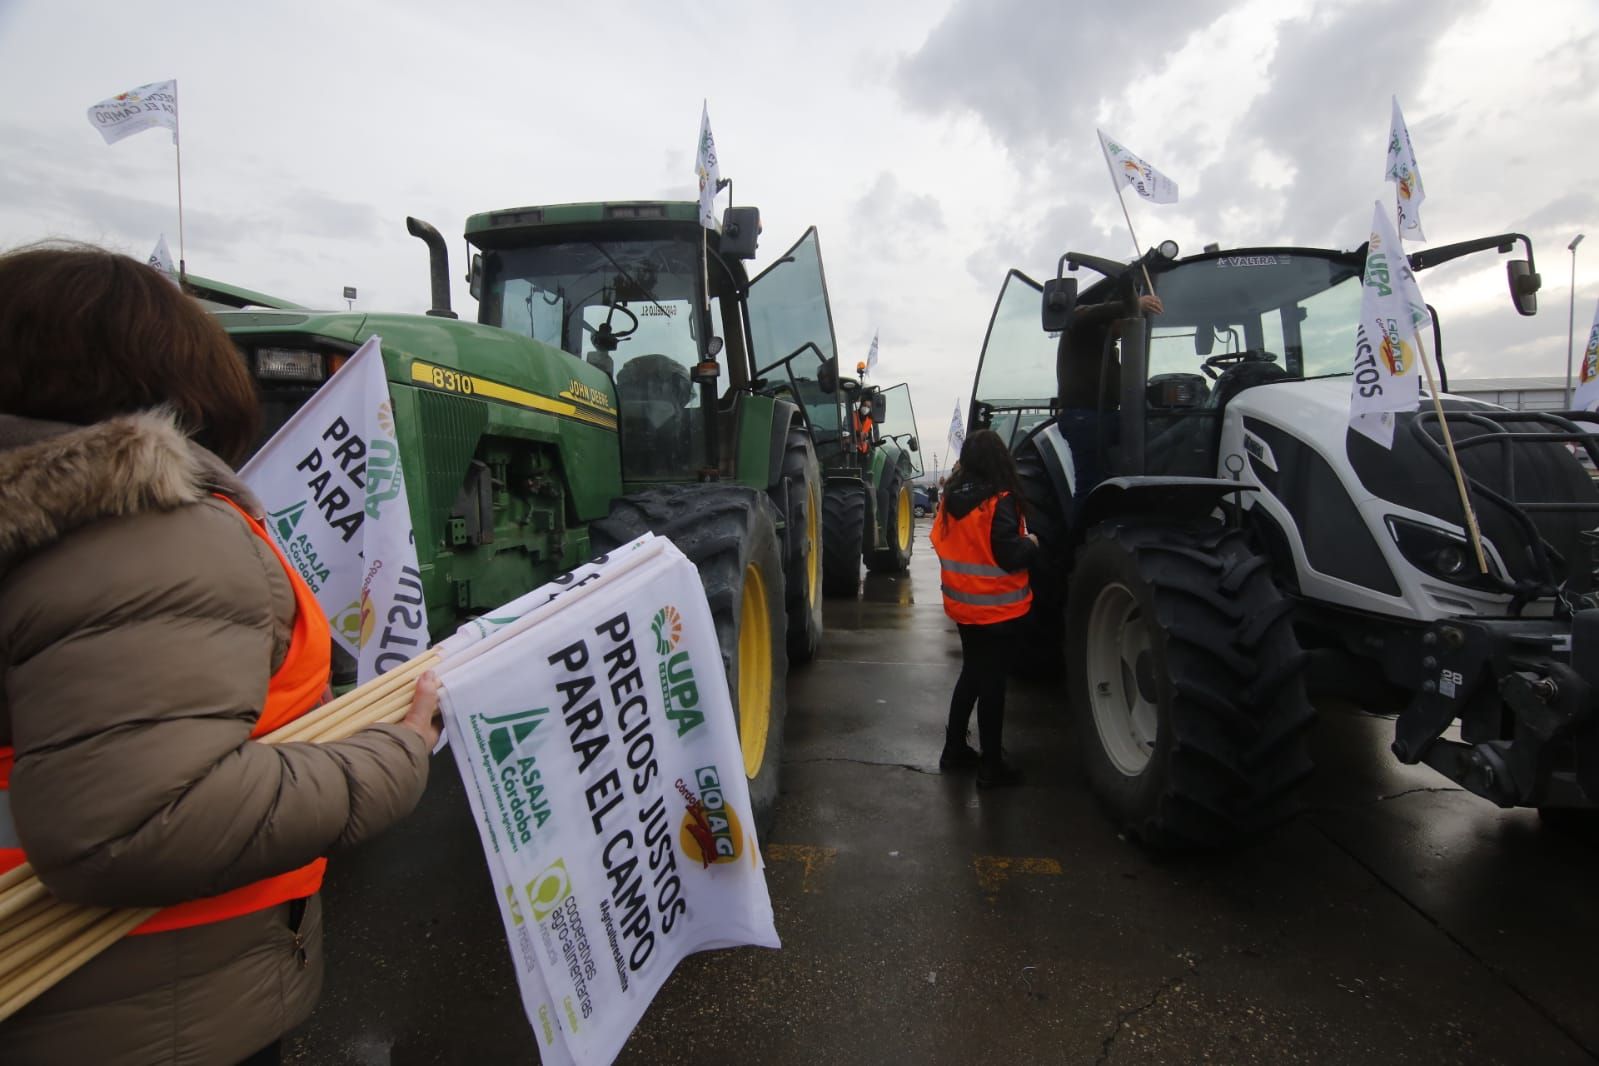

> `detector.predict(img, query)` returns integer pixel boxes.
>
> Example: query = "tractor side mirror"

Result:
[973,401,994,431]
[1041,276,1078,333]
[468,253,483,302]
[869,391,888,423]
[817,354,838,394]
[906,435,919,453]
[1507,259,1540,317]
[1194,321,1215,357]
[720,207,761,260]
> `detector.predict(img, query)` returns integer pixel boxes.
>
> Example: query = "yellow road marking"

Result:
[973,856,1062,901]
[765,844,838,894]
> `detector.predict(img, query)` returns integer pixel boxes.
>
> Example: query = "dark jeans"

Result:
[948,620,1018,757]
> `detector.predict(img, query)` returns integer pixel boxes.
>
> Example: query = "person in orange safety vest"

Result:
[852,397,875,455]
[929,429,1039,788]
[0,245,443,1066]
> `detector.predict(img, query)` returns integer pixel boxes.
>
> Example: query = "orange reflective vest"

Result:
[0,494,331,933]
[854,412,874,454]
[929,492,1033,625]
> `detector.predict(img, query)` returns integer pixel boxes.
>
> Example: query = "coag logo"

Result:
[1379,326,1413,377]
[1582,330,1599,384]
[676,767,742,868]
[527,859,571,919]
[651,606,683,655]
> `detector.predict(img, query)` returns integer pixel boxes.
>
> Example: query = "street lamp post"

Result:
[1567,233,1585,408]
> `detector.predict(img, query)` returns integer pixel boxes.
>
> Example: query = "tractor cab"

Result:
[467,201,794,485]
[973,235,1544,491]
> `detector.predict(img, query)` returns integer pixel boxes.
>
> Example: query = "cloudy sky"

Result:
[2,0,1595,463]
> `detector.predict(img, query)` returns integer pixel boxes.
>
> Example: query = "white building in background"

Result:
[1446,376,1569,411]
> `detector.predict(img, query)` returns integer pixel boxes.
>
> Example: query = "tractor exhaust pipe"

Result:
[406,216,458,319]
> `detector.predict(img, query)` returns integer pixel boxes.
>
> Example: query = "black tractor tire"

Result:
[772,426,823,665]
[591,485,790,840]
[866,466,914,574]
[1066,520,1315,848]
[822,481,868,598]
[1010,433,1071,678]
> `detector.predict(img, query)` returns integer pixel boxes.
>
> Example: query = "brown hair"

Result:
[0,243,259,464]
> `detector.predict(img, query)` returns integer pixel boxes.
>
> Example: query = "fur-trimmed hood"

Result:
[0,410,256,575]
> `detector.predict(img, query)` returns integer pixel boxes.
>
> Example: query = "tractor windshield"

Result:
[1141,251,1364,381]
[483,237,732,479]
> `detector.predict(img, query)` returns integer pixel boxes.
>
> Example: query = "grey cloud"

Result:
[896,0,1227,156]
[851,171,946,234]
[1517,190,1599,235]
[1212,0,1484,247]
[275,189,386,243]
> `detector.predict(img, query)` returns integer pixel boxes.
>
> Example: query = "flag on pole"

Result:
[240,336,430,682]
[696,102,721,230]
[440,535,779,1066]
[865,331,879,373]
[1575,300,1599,412]
[147,235,176,278]
[947,399,966,462]
[87,79,178,146]
[1350,203,1430,448]
[1385,97,1426,242]
[1097,129,1178,204]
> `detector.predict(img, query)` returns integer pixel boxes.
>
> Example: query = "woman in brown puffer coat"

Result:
[0,245,440,1065]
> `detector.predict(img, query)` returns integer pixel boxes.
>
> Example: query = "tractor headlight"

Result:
[255,347,325,382]
[1386,517,1501,588]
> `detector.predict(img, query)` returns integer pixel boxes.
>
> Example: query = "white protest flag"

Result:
[1097,129,1178,204]
[696,102,721,230]
[147,235,176,280]
[87,79,179,146]
[240,336,430,682]
[1574,299,1599,412]
[439,534,778,1066]
[1350,203,1430,448]
[947,399,965,462]
[1385,97,1427,242]
[865,331,879,373]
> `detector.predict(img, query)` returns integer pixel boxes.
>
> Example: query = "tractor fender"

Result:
[1077,476,1256,535]
[765,399,804,489]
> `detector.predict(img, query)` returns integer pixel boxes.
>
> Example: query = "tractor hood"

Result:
[1225,376,1598,616]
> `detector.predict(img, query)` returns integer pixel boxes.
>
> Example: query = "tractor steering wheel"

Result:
[1201,348,1278,381]
[583,302,640,353]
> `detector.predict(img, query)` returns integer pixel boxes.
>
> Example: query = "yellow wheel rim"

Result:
[896,485,912,553]
[805,482,822,612]
[738,562,773,779]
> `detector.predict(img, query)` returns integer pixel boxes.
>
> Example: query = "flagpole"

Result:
[173,81,186,283]
[1413,330,1489,574]
[1098,133,1156,295]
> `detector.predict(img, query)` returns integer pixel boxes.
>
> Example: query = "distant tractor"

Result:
[219,199,848,832]
[969,233,1599,848]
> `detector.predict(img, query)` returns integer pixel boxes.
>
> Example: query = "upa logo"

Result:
[675,767,742,868]
[527,858,572,919]
[653,606,704,737]
[651,605,683,655]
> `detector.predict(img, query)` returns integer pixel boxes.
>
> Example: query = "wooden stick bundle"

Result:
[0,649,437,1023]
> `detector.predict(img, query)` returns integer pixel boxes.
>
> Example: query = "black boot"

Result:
[976,755,1022,789]
[939,732,980,771]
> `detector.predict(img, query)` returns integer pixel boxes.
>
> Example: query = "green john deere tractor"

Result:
[819,376,923,595]
[219,199,843,832]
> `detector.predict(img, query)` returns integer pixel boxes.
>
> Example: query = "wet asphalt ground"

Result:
[290,519,1599,1065]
